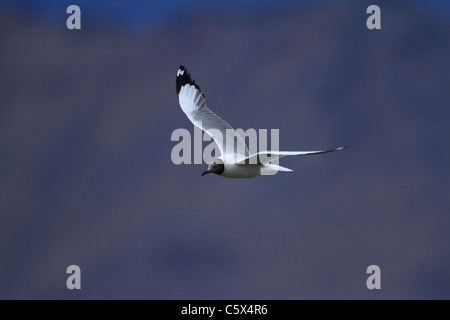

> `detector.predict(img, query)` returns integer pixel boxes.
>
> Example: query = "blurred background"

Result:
[0,0,449,299]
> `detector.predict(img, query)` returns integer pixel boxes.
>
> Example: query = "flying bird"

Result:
[176,65,347,178]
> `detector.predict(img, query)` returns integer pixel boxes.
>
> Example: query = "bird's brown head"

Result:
[201,158,225,176]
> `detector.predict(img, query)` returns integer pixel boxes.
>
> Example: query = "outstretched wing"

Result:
[238,147,348,165]
[176,65,248,162]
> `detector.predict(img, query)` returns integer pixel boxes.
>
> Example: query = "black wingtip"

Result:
[176,65,201,96]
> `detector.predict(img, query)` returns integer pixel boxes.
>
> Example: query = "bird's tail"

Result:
[261,164,293,175]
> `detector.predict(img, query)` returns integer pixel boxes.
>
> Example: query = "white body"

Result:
[221,163,261,178]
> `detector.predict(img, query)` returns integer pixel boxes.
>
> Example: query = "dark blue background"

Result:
[0,0,448,299]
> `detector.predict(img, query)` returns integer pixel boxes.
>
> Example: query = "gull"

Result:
[176,65,347,178]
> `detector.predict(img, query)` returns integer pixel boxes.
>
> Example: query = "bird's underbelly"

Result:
[221,164,262,178]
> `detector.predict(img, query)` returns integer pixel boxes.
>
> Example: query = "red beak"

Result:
[201,170,209,176]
